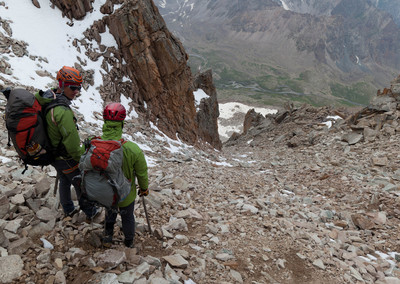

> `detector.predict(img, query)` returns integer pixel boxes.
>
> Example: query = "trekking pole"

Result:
[142,197,152,235]
[53,173,60,210]
[53,173,60,195]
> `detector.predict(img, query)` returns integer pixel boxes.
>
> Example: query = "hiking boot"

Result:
[102,235,113,248]
[65,208,79,218]
[124,239,134,248]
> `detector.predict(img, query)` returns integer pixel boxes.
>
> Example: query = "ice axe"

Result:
[142,196,152,235]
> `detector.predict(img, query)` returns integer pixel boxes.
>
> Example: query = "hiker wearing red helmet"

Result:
[103,102,127,121]
[101,102,149,248]
[35,66,99,220]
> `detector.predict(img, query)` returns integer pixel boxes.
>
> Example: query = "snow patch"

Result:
[194,89,209,111]
[159,0,166,8]
[280,0,290,10]
[219,102,277,120]
[218,102,277,141]
[321,115,342,128]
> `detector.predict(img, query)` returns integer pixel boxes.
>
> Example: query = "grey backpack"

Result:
[79,138,131,208]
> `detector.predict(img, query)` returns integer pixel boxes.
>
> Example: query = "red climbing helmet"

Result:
[56,66,83,85]
[103,103,127,121]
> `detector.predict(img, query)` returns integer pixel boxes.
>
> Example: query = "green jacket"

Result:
[101,120,149,207]
[35,90,84,162]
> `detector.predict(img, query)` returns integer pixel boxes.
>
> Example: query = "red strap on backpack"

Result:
[89,138,125,171]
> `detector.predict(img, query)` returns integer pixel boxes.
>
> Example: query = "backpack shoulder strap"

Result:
[42,93,72,127]
[50,108,58,126]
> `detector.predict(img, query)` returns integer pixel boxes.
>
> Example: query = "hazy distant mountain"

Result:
[155,0,400,107]
[367,0,400,26]
[276,0,400,25]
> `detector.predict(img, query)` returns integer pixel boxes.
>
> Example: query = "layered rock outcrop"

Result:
[106,0,199,146]
[30,0,221,149]
[50,0,94,20]
[193,70,222,150]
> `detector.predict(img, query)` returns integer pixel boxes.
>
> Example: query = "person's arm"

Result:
[54,107,83,161]
[123,142,148,190]
[134,149,149,191]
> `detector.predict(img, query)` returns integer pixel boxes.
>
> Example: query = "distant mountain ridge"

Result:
[278,0,400,26]
[155,0,400,107]
[373,0,400,26]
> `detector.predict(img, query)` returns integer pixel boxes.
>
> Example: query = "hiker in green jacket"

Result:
[35,66,98,220]
[101,102,149,248]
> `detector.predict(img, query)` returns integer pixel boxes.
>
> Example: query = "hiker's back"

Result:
[79,137,131,208]
[99,102,150,248]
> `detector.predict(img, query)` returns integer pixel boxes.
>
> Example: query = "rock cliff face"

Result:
[106,0,199,145]
[49,0,221,149]
[193,70,222,150]
[50,0,94,20]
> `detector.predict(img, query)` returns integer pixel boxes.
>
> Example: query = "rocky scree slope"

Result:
[3,76,400,283]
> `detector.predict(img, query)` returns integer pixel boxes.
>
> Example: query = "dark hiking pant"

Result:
[105,201,135,242]
[52,158,97,217]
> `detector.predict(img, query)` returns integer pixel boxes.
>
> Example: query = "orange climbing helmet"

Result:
[103,103,127,121]
[56,66,82,85]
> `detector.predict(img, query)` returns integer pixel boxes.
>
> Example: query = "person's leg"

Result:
[103,207,118,247]
[52,160,76,215]
[58,173,76,215]
[120,202,135,247]
[58,159,98,218]
[75,186,98,219]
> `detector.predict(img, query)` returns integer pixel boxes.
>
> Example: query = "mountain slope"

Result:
[2,2,400,284]
[155,0,400,107]
[3,77,400,283]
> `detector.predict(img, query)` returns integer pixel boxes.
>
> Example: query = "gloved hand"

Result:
[138,188,149,197]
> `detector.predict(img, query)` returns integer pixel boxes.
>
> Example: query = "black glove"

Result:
[138,188,149,197]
